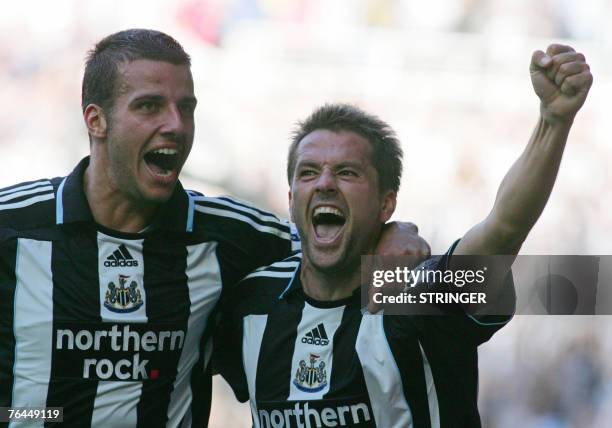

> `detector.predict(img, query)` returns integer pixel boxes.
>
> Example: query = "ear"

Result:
[379,190,397,223]
[84,104,108,140]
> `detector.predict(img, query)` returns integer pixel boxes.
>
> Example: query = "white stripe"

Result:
[242,315,268,428]
[244,270,296,280]
[166,242,223,426]
[263,260,301,269]
[195,206,291,240]
[90,382,142,427]
[0,193,54,211]
[288,303,345,400]
[0,180,51,197]
[355,315,413,428]
[249,259,301,274]
[289,223,301,252]
[200,197,282,223]
[0,186,53,203]
[91,235,147,426]
[97,234,147,322]
[10,239,54,428]
[419,342,440,428]
[55,177,67,224]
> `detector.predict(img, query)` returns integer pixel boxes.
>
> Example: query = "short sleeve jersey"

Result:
[0,157,299,427]
[215,246,515,428]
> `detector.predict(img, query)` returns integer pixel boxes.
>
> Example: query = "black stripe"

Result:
[119,244,132,260]
[417,316,483,427]
[324,304,371,403]
[46,225,101,427]
[256,296,304,401]
[254,266,299,274]
[190,303,220,427]
[196,201,290,234]
[317,324,328,340]
[383,317,432,428]
[0,238,18,406]
[136,234,190,427]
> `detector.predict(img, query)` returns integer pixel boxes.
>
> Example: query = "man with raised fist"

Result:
[215,44,592,428]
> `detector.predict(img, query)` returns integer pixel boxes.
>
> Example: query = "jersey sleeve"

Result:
[212,275,268,403]
[213,303,249,403]
[212,256,298,403]
[192,195,301,286]
[408,240,516,346]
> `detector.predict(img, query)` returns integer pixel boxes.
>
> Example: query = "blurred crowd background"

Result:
[1,1,610,426]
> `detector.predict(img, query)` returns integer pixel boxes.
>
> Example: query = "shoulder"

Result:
[189,193,293,238]
[0,177,61,231]
[227,253,302,313]
[241,252,301,283]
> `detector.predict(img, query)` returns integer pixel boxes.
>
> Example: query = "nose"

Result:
[315,168,337,194]
[160,105,187,141]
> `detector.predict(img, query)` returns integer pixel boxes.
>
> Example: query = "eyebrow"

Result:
[129,94,164,106]
[129,94,198,107]
[296,160,365,170]
[334,161,364,170]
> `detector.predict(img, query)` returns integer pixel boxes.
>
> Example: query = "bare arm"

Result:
[454,44,593,258]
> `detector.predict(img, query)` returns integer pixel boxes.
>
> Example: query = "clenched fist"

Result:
[530,44,593,124]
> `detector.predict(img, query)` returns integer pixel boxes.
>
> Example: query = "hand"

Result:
[366,222,430,314]
[530,44,593,125]
[375,221,431,259]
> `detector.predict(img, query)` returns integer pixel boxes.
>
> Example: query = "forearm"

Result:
[454,44,590,258]
[454,116,572,257]
[489,116,572,246]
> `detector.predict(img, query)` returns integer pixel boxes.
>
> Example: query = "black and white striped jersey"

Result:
[0,157,299,427]
[215,249,514,428]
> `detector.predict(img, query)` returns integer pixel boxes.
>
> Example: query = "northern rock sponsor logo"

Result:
[55,324,185,381]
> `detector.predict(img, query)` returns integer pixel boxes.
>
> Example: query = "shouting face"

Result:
[91,59,197,206]
[289,129,396,274]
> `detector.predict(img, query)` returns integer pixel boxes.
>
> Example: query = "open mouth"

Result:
[144,148,180,177]
[312,206,346,242]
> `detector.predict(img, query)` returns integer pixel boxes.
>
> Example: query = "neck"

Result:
[84,162,157,233]
[300,259,361,301]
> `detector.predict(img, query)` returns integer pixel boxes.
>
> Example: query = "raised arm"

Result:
[454,44,592,257]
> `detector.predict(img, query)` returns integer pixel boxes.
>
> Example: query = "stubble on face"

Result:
[97,60,195,206]
[84,60,196,232]
[290,130,387,277]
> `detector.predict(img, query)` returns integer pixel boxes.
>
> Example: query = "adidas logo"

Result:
[104,244,139,267]
[301,323,329,346]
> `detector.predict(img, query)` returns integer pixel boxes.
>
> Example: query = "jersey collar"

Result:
[279,261,362,307]
[55,156,193,232]
[278,262,302,299]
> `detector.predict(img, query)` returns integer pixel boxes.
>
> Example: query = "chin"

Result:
[307,249,354,275]
[139,188,175,205]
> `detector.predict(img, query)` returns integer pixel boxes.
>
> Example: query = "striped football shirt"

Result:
[215,249,514,428]
[0,157,299,427]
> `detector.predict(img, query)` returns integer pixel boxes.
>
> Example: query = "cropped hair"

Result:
[82,29,191,113]
[288,103,403,192]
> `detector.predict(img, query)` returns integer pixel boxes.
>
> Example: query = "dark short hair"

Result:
[82,29,191,113]
[288,103,403,192]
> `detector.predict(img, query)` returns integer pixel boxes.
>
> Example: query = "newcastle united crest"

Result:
[293,353,327,393]
[104,274,143,313]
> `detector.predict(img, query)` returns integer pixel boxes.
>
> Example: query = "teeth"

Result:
[152,148,178,155]
[313,206,344,218]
